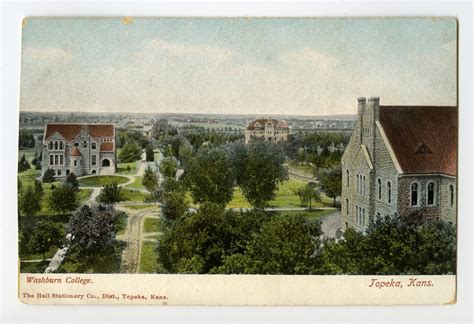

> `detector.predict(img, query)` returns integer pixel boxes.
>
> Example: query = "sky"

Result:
[20,17,457,116]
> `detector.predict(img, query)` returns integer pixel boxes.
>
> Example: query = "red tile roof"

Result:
[379,106,457,176]
[70,147,82,156]
[44,124,114,143]
[100,142,114,152]
[246,118,289,130]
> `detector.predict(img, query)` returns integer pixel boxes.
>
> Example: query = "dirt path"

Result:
[320,210,341,239]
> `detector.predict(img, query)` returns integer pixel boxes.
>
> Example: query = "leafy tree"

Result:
[19,130,35,148]
[160,157,178,179]
[19,186,41,216]
[316,164,342,207]
[48,184,79,215]
[42,168,56,183]
[30,220,65,261]
[237,142,288,208]
[68,204,117,259]
[142,166,158,192]
[119,141,142,163]
[144,188,162,204]
[34,179,44,199]
[31,152,38,166]
[18,154,30,172]
[97,182,125,205]
[65,172,79,191]
[291,183,321,210]
[145,145,155,162]
[160,182,189,222]
[185,147,234,206]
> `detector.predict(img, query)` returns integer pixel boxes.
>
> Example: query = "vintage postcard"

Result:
[17,17,457,305]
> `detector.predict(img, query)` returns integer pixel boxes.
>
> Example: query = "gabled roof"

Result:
[70,147,82,156]
[246,118,288,130]
[100,142,114,152]
[378,106,457,176]
[44,124,114,143]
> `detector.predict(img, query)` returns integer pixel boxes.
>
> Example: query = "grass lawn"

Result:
[275,209,335,220]
[78,175,129,187]
[125,176,144,189]
[19,245,58,261]
[117,161,139,175]
[139,241,159,273]
[116,212,128,236]
[18,148,39,165]
[143,218,161,233]
[122,189,146,202]
[121,204,157,210]
[20,261,49,273]
[78,188,93,203]
[287,161,314,175]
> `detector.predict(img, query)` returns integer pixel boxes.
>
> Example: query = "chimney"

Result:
[357,97,366,143]
[367,97,380,122]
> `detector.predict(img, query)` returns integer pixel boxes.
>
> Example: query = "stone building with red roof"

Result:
[244,117,289,144]
[41,123,116,177]
[341,97,457,231]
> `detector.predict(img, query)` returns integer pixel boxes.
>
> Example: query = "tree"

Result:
[145,145,155,162]
[142,166,158,192]
[30,220,65,261]
[160,185,189,222]
[65,172,79,191]
[97,182,125,205]
[35,151,42,170]
[42,168,55,183]
[144,188,162,204]
[19,130,35,148]
[316,164,342,207]
[19,186,41,216]
[238,142,288,208]
[48,184,79,215]
[159,157,178,179]
[68,204,117,258]
[34,179,44,199]
[119,141,142,162]
[18,154,30,172]
[291,183,321,210]
[185,147,234,206]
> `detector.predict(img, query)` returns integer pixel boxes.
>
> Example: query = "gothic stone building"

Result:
[245,118,289,144]
[41,124,116,178]
[341,97,457,232]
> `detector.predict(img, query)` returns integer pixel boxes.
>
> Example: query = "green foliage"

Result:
[316,214,457,275]
[19,186,41,216]
[119,141,142,163]
[65,172,79,191]
[145,145,155,162]
[68,205,117,259]
[142,166,158,192]
[42,168,56,183]
[234,142,288,208]
[18,154,31,172]
[159,157,178,179]
[144,188,162,204]
[185,147,234,206]
[118,129,149,149]
[97,182,125,205]
[291,183,321,209]
[48,184,80,215]
[19,130,35,148]
[34,180,44,199]
[316,164,342,206]
[30,220,65,260]
[151,118,178,139]
[160,179,188,222]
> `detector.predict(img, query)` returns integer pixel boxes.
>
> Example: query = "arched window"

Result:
[49,141,53,150]
[59,141,64,150]
[410,182,419,206]
[346,170,350,188]
[377,178,382,200]
[387,181,392,203]
[356,174,359,194]
[54,141,58,150]
[363,176,366,196]
[427,182,436,206]
[449,185,454,207]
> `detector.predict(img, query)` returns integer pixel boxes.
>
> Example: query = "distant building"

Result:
[341,97,457,232]
[41,123,116,177]
[245,117,289,144]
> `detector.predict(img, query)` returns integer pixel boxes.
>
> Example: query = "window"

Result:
[356,174,359,194]
[57,169,61,176]
[74,160,77,167]
[83,141,87,148]
[49,155,54,165]
[363,176,366,196]
[362,209,366,227]
[59,141,64,150]
[377,178,382,200]
[54,141,58,150]
[54,155,58,165]
[411,182,419,206]
[92,143,96,150]
[449,185,454,207]
[387,181,392,204]
[427,182,436,206]
[60,155,63,165]
[92,155,97,166]
[356,206,359,225]
[376,212,381,220]
[49,141,53,150]
[346,170,350,187]
[66,169,70,175]
[74,142,79,147]
[346,199,349,215]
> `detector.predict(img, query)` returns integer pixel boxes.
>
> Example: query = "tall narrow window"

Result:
[59,141,64,150]
[449,185,454,207]
[411,182,419,206]
[387,181,392,204]
[54,155,58,165]
[92,143,97,150]
[363,176,366,196]
[49,155,54,165]
[74,160,77,167]
[356,175,359,194]
[346,170,350,188]
[49,141,53,150]
[346,199,349,215]
[60,155,63,165]
[427,182,435,206]
[362,209,366,227]
[377,178,382,200]
[54,141,58,150]
[92,155,97,166]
